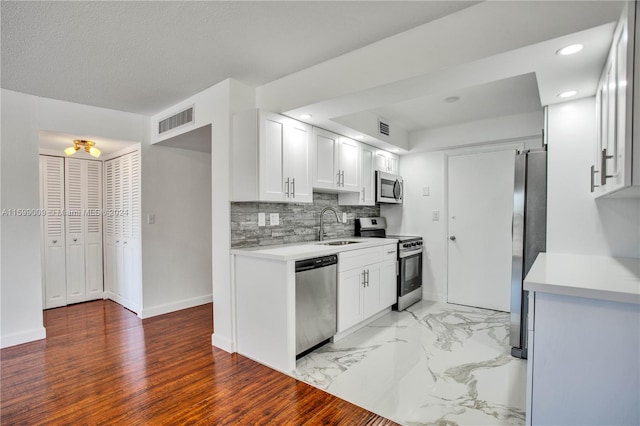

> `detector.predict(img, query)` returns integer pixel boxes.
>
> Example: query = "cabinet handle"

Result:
[285,178,290,197]
[116,240,120,243]
[362,187,365,202]
[341,171,344,186]
[590,165,600,193]
[600,148,614,185]
[124,241,128,244]
[336,171,341,186]
[291,178,295,198]
[366,269,370,287]
[387,249,395,254]
[362,270,366,287]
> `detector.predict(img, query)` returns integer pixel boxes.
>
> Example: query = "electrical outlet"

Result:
[423,186,430,196]
[270,213,280,226]
[258,213,266,227]
[147,213,155,225]
[342,212,347,223]
[432,210,440,221]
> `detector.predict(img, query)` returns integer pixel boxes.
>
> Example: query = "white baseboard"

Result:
[422,291,445,303]
[140,294,213,319]
[332,307,391,343]
[105,292,142,317]
[0,326,46,349]
[212,333,235,353]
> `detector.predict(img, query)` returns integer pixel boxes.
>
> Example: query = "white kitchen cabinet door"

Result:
[338,136,360,191]
[313,128,340,190]
[260,111,287,202]
[337,268,365,332]
[40,156,67,309]
[285,118,313,202]
[362,264,381,318]
[339,144,375,206]
[593,1,638,196]
[379,259,397,309]
[374,150,399,174]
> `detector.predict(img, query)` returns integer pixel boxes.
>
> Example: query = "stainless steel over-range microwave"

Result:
[376,171,403,204]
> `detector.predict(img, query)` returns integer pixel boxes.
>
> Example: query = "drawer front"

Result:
[339,246,383,272]
[382,244,397,262]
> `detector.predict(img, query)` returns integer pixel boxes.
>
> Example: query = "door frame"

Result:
[442,141,526,305]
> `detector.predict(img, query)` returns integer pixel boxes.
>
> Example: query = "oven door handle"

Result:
[399,248,422,259]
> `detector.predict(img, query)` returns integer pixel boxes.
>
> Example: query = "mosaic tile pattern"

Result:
[231,192,380,248]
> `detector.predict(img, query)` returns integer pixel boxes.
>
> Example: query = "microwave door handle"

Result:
[393,179,402,200]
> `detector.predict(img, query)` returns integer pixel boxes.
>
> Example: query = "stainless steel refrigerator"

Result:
[510,148,547,359]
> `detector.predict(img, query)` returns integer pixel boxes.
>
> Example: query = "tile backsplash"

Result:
[231,192,380,248]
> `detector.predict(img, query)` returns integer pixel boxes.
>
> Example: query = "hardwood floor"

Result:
[1,300,396,425]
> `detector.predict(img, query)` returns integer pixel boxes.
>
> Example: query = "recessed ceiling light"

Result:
[557,44,584,56]
[558,90,577,98]
[299,114,312,120]
[355,135,364,140]
[444,96,460,103]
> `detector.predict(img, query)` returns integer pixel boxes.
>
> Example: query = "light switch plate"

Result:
[270,213,280,226]
[147,213,155,225]
[432,210,440,221]
[258,213,266,227]
[423,186,430,196]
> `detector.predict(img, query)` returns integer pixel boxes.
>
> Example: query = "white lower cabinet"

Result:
[337,246,397,333]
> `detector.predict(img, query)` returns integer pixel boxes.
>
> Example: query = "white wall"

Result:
[139,136,213,318]
[0,90,147,348]
[1,90,46,348]
[547,97,640,258]
[410,111,542,153]
[383,110,542,302]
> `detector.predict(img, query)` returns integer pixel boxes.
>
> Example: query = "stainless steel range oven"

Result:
[355,217,423,310]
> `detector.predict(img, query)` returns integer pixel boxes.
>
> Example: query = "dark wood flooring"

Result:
[1,300,396,425]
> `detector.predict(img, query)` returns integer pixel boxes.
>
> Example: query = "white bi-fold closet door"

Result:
[40,156,103,309]
[104,151,141,314]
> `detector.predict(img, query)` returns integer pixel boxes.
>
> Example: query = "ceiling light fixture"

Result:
[444,96,460,103]
[65,139,101,158]
[557,44,584,56]
[558,90,577,98]
[299,114,312,120]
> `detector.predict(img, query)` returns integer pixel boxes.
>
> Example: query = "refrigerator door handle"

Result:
[510,153,526,351]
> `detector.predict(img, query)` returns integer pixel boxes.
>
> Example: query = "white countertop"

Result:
[230,237,398,261]
[524,253,640,305]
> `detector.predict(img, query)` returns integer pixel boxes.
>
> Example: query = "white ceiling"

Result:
[2,1,626,152]
[1,1,477,115]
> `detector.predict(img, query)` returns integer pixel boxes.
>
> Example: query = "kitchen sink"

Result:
[318,240,360,246]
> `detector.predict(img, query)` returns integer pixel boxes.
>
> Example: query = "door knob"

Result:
[449,236,456,241]
[73,238,77,242]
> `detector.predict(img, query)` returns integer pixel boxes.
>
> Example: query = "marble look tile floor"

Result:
[294,300,527,426]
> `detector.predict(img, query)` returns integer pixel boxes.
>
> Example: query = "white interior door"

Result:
[40,156,67,309]
[447,149,515,312]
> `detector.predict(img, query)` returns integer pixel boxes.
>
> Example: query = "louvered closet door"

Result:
[84,160,103,300]
[128,151,141,308]
[104,160,116,297]
[65,158,86,304]
[40,156,67,309]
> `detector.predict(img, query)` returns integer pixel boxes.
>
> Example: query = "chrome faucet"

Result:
[319,207,341,241]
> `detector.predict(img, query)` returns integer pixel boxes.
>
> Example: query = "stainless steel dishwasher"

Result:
[295,254,337,357]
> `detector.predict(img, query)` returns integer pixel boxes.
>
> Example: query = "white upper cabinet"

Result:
[339,144,376,206]
[312,127,360,192]
[593,1,638,197]
[233,109,312,203]
[375,150,399,174]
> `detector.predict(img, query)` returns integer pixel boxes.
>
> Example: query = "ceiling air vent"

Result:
[158,106,194,135]
[378,119,390,137]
